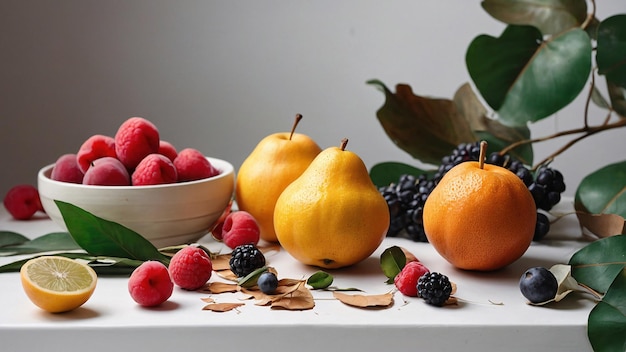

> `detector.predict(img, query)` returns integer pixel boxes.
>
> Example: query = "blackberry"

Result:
[417,272,453,307]
[229,244,266,277]
[528,166,566,211]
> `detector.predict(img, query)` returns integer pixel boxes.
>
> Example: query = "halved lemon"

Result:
[20,256,97,313]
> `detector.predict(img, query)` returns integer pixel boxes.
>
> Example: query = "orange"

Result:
[273,139,390,269]
[422,157,536,271]
[20,256,98,313]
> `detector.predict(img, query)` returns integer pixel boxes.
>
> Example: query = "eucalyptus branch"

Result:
[500,118,626,170]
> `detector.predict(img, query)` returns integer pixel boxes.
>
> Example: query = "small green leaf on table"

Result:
[587,268,626,352]
[0,232,81,256]
[380,246,406,284]
[569,234,626,294]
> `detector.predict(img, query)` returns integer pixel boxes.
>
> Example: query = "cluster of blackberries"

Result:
[379,142,566,242]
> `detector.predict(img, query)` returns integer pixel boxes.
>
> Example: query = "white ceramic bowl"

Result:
[38,157,235,248]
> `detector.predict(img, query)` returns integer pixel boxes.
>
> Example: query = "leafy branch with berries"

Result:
[368,1,625,242]
[367,1,625,351]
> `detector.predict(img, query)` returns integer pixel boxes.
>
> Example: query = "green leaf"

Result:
[574,160,626,218]
[597,15,626,89]
[467,26,592,126]
[368,79,477,165]
[0,232,81,256]
[588,268,626,352]
[481,0,587,35]
[607,79,626,118]
[453,82,533,164]
[369,162,431,188]
[55,200,170,264]
[307,271,334,289]
[0,231,29,248]
[569,235,626,294]
[238,266,268,288]
[0,252,142,275]
[380,246,406,284]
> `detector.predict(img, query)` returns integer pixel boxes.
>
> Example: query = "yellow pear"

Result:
[235,114,322,242]
[274,138,390,269]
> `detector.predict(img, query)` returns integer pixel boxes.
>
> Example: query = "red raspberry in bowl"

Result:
[83,157,131,186]
[394,261,430,297]
[128,261,174,307]
[173,148,219,182]
[3,184,44,220]
[115,117,160,170]
[50,153,84,184]
[158,140,178,162]
[76,134,117,174]
[131,154,178,186]
[168,246,213,290]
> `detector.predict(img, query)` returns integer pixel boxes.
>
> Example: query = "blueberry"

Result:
[519,267,558,304]
[257,271,278,294]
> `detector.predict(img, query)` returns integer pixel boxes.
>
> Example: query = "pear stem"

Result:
[479,140,487,169]
[289,114,303,141]
[340,138,349,151]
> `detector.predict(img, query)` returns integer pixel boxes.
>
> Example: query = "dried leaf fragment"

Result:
[333,291,394,308]
[270,284,315,311]
[200,282,239,294]
[576,211,626,238]
[202,302,245,312]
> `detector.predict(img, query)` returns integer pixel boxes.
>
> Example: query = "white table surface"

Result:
[0,199,597,352]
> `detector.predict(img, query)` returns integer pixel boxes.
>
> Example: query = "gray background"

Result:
[1,1,624,199]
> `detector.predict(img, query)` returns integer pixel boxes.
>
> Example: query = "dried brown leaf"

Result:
[200,297,215,303]
[576,211,626,238]
[332,291,394,308]
[211,253,232,271]
[202,302,245,312]
[201,282,239,294]
[271,284,315,310]
[400,247,419,264]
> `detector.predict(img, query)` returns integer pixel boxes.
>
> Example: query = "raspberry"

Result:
[50,153,84,184]
[229,244,266,277]
[76,134,117,173]
[221,211,261,249]
[417,272,453,307]
[131,154,178,186]
[82,157,131,186]
[3,184,44,220]
[173,148,219,182]
[394,261,430,297]
[128,261,174,307]
[158,140,178,162]
[168,246,213,290]
[115,117,160,170]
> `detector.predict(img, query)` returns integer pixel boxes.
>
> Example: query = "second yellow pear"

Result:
[235,114,322,242]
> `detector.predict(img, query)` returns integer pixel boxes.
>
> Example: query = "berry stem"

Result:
[289,114,303,141]
[340,138,349,151]
[479,140,487,169]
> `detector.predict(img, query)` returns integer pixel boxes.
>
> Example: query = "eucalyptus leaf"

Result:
[368,79,476,165]
[597,14,626,89]
[587,268,626,352]
[380,246,406,283]
[569,235,626,294]
[369,162,431,188]
[0,231,29,248]
[574,160,626,218]
[55,200,170,264]
[481,0,587,35]
[467,25,592,126]
[453,83,533,164]
[307,270,334,289]
[0,232,81,256]
[238,266,268,288]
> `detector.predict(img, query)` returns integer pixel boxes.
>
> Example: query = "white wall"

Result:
[1,1,624,199]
